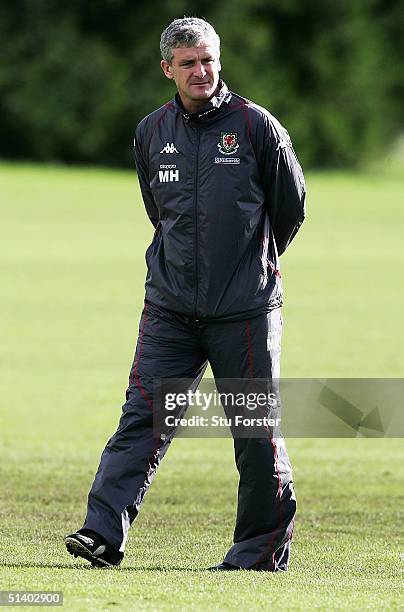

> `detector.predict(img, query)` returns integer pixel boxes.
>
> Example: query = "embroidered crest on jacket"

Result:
[217,132,239,155]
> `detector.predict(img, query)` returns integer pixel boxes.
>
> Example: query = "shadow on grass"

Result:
[0,562,214,572]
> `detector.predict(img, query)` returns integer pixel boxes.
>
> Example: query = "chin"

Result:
[195,87,216,99]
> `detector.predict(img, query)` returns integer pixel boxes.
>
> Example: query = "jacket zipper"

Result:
[193,127,200,318]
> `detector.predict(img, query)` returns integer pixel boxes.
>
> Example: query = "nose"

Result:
[193,61,206,79]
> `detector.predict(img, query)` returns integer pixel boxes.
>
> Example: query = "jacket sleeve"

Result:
[258,115,306,256]
[133,121,159,228]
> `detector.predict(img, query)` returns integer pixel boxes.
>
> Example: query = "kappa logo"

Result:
[217,132,239,155]
[276,132,292,151]
[160,142,179,154]
[267,331,280,352]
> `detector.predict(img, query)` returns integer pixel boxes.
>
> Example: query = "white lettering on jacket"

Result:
[159,169,179,182]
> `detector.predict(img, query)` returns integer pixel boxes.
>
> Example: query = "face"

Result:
[161,44,221,113]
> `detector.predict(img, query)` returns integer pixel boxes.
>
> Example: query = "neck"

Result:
[180,98,207,114]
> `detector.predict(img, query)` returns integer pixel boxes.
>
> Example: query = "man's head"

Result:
[160,17,221,113]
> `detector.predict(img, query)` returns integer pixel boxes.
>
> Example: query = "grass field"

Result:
[0,163,403,610]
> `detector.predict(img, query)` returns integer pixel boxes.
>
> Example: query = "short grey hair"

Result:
[160,17,220,63]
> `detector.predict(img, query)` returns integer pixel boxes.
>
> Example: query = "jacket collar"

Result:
[174,80,231,121]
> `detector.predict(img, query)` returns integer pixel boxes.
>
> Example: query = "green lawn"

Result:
[0,163,403,610]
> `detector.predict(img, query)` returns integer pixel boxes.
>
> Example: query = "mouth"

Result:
[191,82,210,86]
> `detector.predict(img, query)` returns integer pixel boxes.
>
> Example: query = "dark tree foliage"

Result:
[0,0,402,168]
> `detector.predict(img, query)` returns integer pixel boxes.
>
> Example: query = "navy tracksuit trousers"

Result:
[82,301,296,571]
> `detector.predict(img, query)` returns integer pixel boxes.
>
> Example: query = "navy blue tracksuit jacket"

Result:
[134,80,306,320]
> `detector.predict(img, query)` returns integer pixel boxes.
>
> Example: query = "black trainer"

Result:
[208,561,241,571]
[64,529,124,568]
[208,561,281,572]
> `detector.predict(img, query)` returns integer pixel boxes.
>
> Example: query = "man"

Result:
[65,16,305,571]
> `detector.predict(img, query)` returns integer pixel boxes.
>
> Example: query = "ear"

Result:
[217,57,222,72]
[161,60,174,80]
